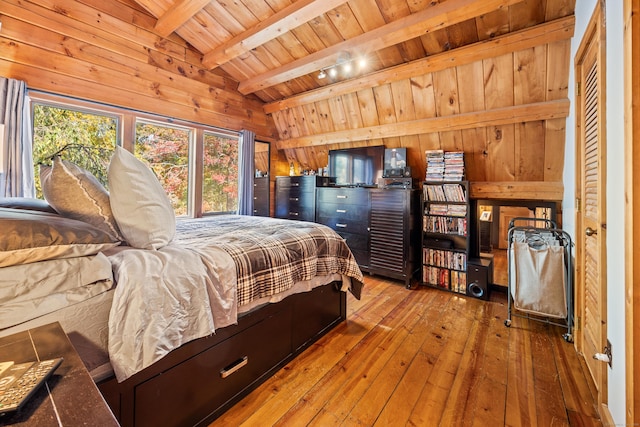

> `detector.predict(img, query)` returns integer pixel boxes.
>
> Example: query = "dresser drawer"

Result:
[134,308,292,427]
[316,188,369,206]
[316,202,369,223]
[316,214,369,235]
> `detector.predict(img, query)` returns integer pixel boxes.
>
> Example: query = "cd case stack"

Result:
[425,150,465,181]
[443,151,464,181]
[425,150,445,180]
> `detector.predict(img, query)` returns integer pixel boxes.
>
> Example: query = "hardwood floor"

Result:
[210,275,602,426]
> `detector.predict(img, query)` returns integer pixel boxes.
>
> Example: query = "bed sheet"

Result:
[0,253,113,330]
[105,215,363,382]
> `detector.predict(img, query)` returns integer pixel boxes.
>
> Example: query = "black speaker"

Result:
[466,258,492,301]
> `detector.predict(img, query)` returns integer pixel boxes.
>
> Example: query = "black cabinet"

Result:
[275,176,330,221]
[316,187,418,285]
[421,181,470,295]
[369,189,419,287]
[316,187,371,268]
[252,176,270,216]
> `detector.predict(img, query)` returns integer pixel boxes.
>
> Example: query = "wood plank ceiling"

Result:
[128,0,576,189]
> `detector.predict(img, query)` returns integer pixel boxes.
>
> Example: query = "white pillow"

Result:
[108,146,176,250]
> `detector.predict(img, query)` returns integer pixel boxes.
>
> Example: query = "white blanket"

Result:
[0,253,113,329]
[106,242,237,382]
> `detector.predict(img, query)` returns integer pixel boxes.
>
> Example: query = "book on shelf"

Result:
[451,271,467,294]
[423,216,467,236]
[423,182,466,203]
[422,248,467,270]
[425,204,467,217]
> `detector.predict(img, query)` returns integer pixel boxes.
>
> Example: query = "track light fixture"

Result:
[316,54,368,81]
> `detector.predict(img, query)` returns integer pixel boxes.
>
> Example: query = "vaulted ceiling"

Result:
[128,0,572,100]
[126,0,575,187]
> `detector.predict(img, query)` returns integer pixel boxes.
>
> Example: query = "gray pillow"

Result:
[40,158,123,241]
[0,197,58,214]
[0,208,119,267]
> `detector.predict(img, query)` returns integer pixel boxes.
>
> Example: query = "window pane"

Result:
[135,122,190,216]
[203,132,238,214]
[32,104,117,198]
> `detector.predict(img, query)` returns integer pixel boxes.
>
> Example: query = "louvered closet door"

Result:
[575,3,608,413]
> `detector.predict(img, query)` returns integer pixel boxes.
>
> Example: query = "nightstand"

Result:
[0,322,118,426]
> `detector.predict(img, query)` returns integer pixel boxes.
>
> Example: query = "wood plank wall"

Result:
[266,1,575,200]
[0,0,278,142]
[0,0,574,202]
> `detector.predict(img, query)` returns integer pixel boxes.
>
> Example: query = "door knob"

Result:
[585,227,597,236]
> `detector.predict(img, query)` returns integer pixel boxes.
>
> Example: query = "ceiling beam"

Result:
[237,0,523,95]
[202,0,350,69]
[155,0,211,38]
[264,16,575,114]
[276,99,569,150]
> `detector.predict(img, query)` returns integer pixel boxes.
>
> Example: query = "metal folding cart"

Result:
[504,217,573,342]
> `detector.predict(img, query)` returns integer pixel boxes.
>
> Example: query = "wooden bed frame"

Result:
[97,281,347,427]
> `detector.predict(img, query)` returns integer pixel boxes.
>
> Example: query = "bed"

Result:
[0,148,364,426]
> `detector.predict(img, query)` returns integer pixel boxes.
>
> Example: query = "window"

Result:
[29,92,241,217]
[202,131,238,214]
[31,103,118,198]
[135,121,191,216]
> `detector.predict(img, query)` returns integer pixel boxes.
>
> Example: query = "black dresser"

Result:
[316,187,419,286]
[275,175,332,222]
[252,176,270,216]
[316,186,371,268]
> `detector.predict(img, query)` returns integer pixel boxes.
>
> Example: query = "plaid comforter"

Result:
[108,214,364,382]
[175,215,364,307]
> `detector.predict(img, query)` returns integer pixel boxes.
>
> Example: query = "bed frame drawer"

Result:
[133,308,293,427]
[292,281,345,351]
[98,281,347,427]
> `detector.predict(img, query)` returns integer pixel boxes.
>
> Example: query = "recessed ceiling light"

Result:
[329,68,337,77]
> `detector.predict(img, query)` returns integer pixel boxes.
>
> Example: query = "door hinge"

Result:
[576,81,581,96]
[575,197,581,212]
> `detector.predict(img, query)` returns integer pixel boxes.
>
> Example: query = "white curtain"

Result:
[0,78,34,197]
[237,129,255,215]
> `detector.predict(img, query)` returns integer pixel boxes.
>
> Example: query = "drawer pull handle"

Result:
[290,212,299,216]
[336,209,347,213]
[220,356,248,378]
[336,223,347,228]
[337,195,348,199]
[292,183,300,186]
[290,197,299,201]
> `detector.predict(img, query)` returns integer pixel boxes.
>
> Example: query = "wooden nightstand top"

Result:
[0,322,118,426]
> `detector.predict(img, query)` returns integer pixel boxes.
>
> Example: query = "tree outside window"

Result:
[135,122,190,216]
[32,104,117,198]
[30,95,240,218]
[203,132,238,214]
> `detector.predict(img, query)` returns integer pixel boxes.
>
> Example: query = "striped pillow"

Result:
[40,158,123,241]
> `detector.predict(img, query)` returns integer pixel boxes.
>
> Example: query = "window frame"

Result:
[28,91,240,218]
